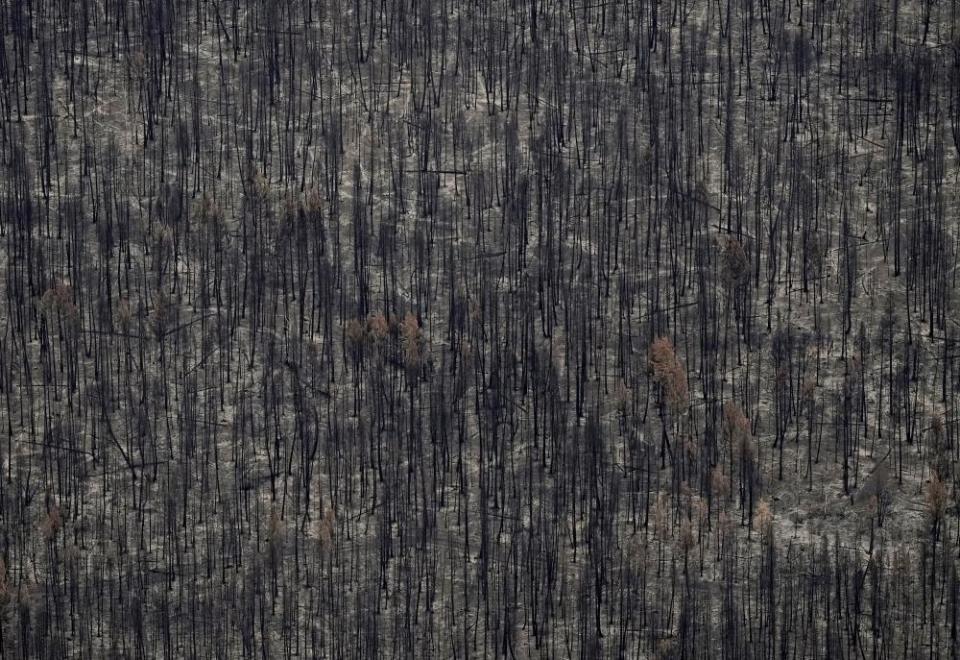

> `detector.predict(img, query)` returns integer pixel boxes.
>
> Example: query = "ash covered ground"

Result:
[1,0,960,658]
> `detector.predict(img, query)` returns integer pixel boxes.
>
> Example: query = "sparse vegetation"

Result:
[0,0,958,657]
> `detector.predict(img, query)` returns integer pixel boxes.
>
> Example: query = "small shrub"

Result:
[40,280,80,327]
[250,170,270,201]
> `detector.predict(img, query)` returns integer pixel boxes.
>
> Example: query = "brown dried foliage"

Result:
[721,236,749,286]
[754,499,774,541]
[711,466,731,500]
[150,290,172,338]
[318,505,336,551]
[283,191,300,221]
[116,297,133,330]
[367,313,390,343]
[344,317,366,348]
[855,461,891,506]
[932,414,945,442]
[41,280,79,322]
[154,223,174,247]
[926,473,949,523]
[195,193,223,226]
[266,507,285,556]
[0,559,9,620]
[611,379,632,412]
[304,188,323,214]
[722,401,751,451]
[40,502,62,541]
[677,517,696,553]
[651,492,671,538]
[400,312,422,369]
[250,170,270,201]
[648,337,689,411]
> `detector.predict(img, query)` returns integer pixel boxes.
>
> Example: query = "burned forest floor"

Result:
[3,0,960,658]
